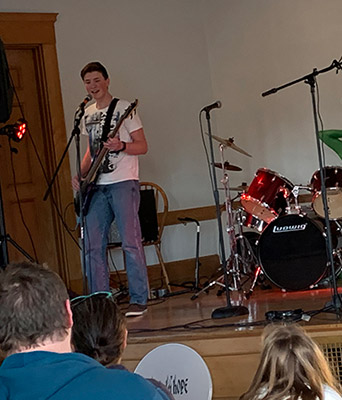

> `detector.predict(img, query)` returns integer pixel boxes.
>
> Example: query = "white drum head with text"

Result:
[135,343,212,399]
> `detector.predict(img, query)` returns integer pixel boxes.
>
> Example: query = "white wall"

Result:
[1,0,342,266]
[202,0,342,191]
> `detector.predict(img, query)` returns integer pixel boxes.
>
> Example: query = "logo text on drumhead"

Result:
[273,223,307,233]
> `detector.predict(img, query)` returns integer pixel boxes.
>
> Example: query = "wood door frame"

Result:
[0,12,82,290]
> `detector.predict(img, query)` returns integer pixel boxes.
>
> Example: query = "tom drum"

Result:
[311,166,342,220]
[241,168,293,224]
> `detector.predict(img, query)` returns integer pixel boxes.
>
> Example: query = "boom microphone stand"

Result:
[202,102,249,319]
[262,58,342,313]
[43,95,92,294]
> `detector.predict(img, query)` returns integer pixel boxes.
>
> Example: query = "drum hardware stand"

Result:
[234,208,255,276]
[219,144,247,292]
[244,266,262,299]
[291,186,303,213]
[199,104,248,319]
[263,58,342,313]
[333,248,342,276]
[235,208,266,299]
[214,209,262,299]
[193,153,254,299]
[288,185,312,214]
[334,220,342,236]
[217,145,254,293]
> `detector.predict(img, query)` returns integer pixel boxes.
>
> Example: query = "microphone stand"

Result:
[73,110,88,295]
[0,181,35,268]
[262,58,342,314]
[43,106,88,294]
[204,108,249,319]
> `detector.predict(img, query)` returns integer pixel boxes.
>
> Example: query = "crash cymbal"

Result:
[214,162,242,171]
[208,134,252,157]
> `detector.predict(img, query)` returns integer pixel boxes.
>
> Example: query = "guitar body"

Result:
[73,99,139,217]
[74,180,97,217]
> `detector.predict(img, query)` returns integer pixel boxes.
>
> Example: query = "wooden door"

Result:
[0,13,82,291]
[0,48,60,268]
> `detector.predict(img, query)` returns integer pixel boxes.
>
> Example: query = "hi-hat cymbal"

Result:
[208,134,252,157]
[214,162,242,171]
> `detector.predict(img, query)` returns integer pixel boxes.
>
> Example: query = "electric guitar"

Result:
[74,99,139,216]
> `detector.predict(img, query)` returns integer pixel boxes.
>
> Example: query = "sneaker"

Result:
[125,303,147,317]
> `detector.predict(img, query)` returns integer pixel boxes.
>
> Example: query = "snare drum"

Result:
[241,168,293,224]
[311,166,342,220]
[258,214,329,290]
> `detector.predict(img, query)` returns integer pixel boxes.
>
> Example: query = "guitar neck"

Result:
[84,146,109,185]
[82,99,138,186]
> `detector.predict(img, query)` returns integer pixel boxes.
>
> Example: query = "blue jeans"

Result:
[84,180,148,304]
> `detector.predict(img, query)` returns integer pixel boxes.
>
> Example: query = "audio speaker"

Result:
[108,189,159,245]
[138,189,158,242]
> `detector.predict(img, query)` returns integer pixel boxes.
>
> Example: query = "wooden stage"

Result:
[121,284,342,400]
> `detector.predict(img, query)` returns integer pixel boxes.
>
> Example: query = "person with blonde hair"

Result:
[240,323,342,400]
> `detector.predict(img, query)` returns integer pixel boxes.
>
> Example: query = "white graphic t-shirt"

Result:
[81,99,142,185]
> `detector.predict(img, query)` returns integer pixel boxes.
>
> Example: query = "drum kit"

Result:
[197,135,342,299]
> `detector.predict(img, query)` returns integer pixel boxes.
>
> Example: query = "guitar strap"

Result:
[101,97,119,142]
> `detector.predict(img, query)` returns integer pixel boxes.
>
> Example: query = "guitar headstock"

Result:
[125,99,139,120]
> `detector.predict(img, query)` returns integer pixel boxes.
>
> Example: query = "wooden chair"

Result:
[107,181,170,292]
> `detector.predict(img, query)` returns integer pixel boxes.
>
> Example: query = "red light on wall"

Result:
[14,120,26,141]
[0,118,27,142]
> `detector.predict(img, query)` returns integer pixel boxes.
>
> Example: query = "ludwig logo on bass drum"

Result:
[273,223,307,233]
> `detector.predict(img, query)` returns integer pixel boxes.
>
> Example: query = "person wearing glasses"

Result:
[71,291,174,399]
[72,61,148,317]
[0,262,170,400]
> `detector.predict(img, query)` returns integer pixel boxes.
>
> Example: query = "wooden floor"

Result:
[120,283,342,400]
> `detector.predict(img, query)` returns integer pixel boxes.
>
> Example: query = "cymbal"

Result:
[214,162,242,171]
[209,134,252,157]
[230,184,249,191]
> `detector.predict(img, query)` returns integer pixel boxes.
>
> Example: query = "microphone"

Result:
[201,100,222,112]
[76,94,92,112]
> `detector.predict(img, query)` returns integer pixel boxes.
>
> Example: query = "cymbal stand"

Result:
[193,147,253,299]
[219,145,243,291]
[196,105,248,319]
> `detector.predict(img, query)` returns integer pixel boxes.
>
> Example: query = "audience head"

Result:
[240,323,339,400]
[71,292,127,366]
[0,262,71,356]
